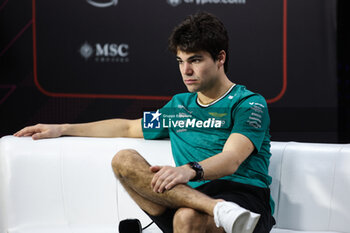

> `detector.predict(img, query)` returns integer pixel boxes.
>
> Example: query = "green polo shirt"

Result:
[142,84,274,213]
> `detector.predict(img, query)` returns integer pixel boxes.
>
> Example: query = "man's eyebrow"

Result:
[188,55,203,60]
[176,55,203,61]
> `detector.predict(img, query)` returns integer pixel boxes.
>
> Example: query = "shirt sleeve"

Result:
[142,99,172,140]
[231,94,270,152]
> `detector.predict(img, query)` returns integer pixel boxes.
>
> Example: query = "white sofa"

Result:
[0,135,349,233]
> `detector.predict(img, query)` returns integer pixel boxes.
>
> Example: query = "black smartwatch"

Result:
[187,162,204,181]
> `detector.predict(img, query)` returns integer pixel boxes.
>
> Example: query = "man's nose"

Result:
[183,62,193,76]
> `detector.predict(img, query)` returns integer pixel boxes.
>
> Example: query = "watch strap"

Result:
[188,162,204,181]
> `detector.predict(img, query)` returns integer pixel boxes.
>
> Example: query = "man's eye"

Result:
[177,60,183,64]
[191,59,201,63]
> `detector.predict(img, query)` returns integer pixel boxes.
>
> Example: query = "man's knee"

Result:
[173,208,205,231]
[111,149,139,177]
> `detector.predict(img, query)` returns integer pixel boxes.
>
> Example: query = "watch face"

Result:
[189,162,204,181]
[189,162,201,171]
[193,163,201,169]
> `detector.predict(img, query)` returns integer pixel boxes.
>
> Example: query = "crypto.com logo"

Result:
[87,0,118,8]
[167,0,246,6]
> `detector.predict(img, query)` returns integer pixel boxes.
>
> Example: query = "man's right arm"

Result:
[14,118,143,140]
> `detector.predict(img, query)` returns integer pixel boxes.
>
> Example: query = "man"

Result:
[15,12,275,233]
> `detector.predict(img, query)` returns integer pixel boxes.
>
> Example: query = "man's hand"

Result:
[14,124,65,140]
[150,165,195,193]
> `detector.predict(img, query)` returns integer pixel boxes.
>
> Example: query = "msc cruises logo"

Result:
[79,42,130,63]
[87,0,118,8]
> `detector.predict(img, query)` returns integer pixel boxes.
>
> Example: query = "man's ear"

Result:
[217,50,226,68]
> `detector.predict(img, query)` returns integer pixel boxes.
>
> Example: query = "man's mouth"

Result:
[184,79,198,85]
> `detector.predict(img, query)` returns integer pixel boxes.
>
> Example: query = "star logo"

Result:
[150,110,162,122]
[143,110,162,129]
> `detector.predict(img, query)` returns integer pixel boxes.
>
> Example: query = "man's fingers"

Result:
[14,127,30,137]
[160,175,179,192]
[152,173,166,192]
[155,179,170,193]
[14,130,29,137]
[32,132,46,140]
[151,168,169,192]
[150,165,162,190]
[14,124,62,140]
[156,175,173,193]
[152,168,179,193]
[165,179,178,191]
[23,133,34,137]
[150,165,161,173]
[14,125,40,137]
[150,166,188,193]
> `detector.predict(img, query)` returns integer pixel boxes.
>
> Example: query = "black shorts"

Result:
[147,179,276,233]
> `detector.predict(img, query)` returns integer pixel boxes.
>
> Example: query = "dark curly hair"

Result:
[168,11,229,72]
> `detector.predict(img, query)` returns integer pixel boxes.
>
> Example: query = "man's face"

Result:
[176,50,220,93]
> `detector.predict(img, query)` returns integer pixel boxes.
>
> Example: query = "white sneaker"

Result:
[213,201,260,233]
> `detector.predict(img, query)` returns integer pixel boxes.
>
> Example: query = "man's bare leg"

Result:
[111,149,259,233]
[116,173,224,233]
[112,154,167,216]
[116,175,167,216]
[115,178,224,233]
[111,149,220,216]
[173,208,224,233]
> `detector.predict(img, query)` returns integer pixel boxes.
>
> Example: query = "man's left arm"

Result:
[150,133,254,193]
[198,132,254,180]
